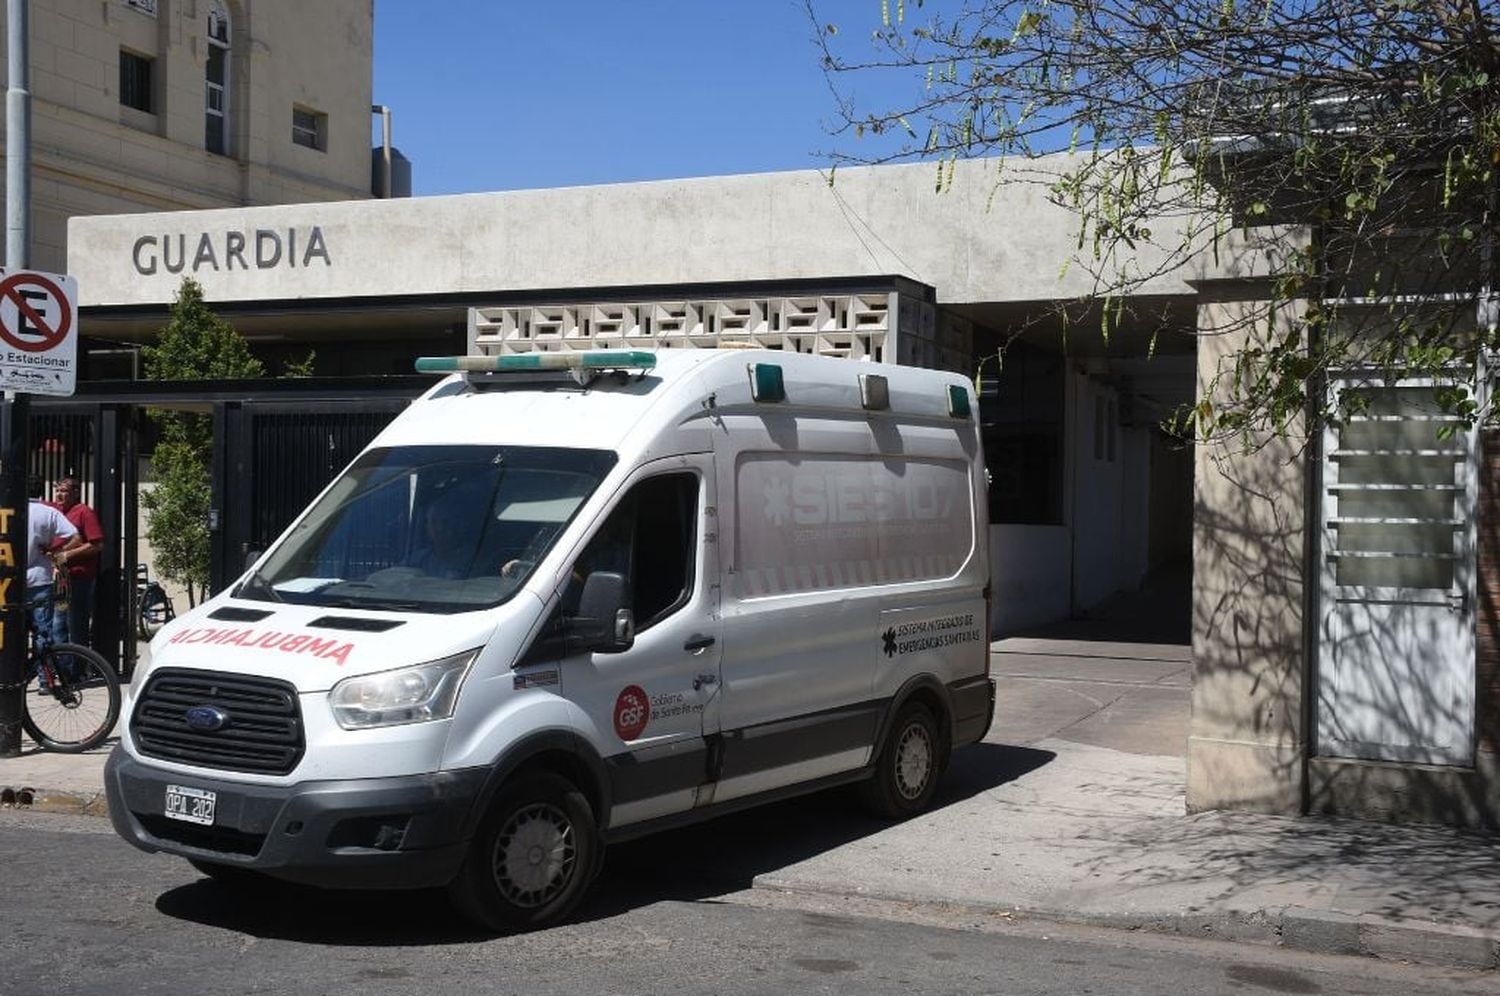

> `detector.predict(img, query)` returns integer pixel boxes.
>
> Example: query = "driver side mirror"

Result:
[565,570,634,654]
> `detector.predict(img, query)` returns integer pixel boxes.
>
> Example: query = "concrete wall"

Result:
[989,524,1071,634]
[1185,287,1309,816]
[68,153,1200,308]
[1069,370,1125,610]
[1148,433,1194,569]
[1,0,373,272]
[1120,427,1151,589]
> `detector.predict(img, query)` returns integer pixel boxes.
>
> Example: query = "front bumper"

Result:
[105,748,487,890]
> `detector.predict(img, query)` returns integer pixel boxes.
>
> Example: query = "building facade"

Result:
[1,0,374,274]
[66,154,1200,642]
[66,152,1500,828]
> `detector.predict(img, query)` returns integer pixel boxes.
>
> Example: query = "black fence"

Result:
[28,376,431,677]
[214,402,411,585]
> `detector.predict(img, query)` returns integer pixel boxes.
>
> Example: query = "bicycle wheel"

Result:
[140,585,174,639]
[23,643,122,753]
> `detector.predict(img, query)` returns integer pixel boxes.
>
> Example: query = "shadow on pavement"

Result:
[583,742,1053,920]
[153,742,1053,944]
[1073,810,1500,928]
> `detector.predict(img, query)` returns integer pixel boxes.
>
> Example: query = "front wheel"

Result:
[860,702,944,820]
[23,643,121,753]
[448,772,599,932]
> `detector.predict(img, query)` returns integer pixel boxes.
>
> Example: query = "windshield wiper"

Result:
[316,595,423,612]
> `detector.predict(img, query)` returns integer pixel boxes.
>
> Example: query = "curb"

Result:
[751,875,1500,971]
[0,785,109,818]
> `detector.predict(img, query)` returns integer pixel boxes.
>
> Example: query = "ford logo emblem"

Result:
[184,706,229,732]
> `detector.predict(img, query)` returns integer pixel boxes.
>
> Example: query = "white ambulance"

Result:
[105,348,994,930]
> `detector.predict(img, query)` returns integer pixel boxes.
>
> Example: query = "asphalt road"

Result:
[1,809,1494,996]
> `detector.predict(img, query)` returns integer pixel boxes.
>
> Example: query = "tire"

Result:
[22,643,122,753]
[860,702,944,820]
[139,585,174,639]
[448,772,600,932]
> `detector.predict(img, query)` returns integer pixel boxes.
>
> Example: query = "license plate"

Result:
[164,784,216,826]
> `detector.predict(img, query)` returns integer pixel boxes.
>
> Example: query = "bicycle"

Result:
[22,591,121,753]
[135,563,176,640]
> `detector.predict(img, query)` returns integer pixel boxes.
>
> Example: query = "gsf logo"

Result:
[788,474,953,525]
[613,685,650,740]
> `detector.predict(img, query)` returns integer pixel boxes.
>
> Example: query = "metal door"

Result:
[212,401,406,591]
[1317,376,1478,763]
[560,456,723,829]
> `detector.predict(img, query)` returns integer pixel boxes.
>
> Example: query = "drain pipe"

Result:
[372,104,392,199]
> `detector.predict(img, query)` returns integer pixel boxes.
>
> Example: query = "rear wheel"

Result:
[860,702,943,820]
[448,772,599,932]
[22,644,121,753]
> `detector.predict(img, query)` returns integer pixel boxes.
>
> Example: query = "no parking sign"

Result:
[0,268,78,396]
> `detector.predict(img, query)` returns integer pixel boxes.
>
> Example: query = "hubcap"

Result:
[491,802,576,908]
[894,721,933,800]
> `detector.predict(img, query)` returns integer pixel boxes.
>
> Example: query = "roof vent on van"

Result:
[948,384,973,419]
[748,362,785,402]
[859,373,890,411]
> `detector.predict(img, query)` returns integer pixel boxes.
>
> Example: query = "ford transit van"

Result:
[105,348,994,930]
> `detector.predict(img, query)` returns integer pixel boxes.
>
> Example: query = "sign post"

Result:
[0,266,78,756]
[0,0,30,758]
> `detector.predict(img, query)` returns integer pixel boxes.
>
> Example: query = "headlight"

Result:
[329,649,479,730]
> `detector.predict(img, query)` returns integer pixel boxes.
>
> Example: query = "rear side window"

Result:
[733,454,973,598]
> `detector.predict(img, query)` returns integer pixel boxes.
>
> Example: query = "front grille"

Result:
[136,815,267,857]
[132,668,305,775]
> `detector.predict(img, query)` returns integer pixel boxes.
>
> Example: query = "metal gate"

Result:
[28,377,430,677]
[212,401,409,589]
[21,404,133,675]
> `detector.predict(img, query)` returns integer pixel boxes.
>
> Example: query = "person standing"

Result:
[26,475,79,653]
[49,476,104,648]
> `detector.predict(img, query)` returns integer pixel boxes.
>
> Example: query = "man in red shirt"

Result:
[50,476,105,648]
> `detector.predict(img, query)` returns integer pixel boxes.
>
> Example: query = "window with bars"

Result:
[292,106,327,151]
[119,50,154,113]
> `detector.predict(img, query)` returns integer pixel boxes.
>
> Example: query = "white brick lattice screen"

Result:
[468,292,969,371]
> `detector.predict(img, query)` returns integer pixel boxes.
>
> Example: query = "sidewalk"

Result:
[0,719,113,816]
[3,636,1499,969]
[755,636,1500,970]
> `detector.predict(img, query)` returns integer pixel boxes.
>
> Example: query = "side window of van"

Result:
[625,473,699,629]
[521,472,699,663]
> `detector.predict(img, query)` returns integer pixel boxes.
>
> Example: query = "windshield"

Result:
[239,445,616,613]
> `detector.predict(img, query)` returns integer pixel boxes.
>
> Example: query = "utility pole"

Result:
[0,0,32,757]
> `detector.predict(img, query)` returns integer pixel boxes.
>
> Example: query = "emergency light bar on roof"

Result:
[414,351,657,374]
